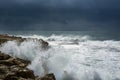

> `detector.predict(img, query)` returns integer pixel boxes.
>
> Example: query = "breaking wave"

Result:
[0,34,120,80]
[17,34,90,41]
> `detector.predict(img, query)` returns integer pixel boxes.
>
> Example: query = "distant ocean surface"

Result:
[0,31,120,80]
[0,31,120,40]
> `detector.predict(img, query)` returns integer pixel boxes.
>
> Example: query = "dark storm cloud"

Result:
[1,0,120,9]
[0,0,120,31]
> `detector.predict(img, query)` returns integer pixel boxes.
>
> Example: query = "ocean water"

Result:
[0,31,120,80]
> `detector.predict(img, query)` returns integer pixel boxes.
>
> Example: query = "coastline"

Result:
[0,34,55,80]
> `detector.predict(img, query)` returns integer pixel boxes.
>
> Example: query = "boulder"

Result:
[0,52,33,79]
[0,39,8,45]
[0,52,11,60]
[39,73,56,80]
[16,68,35,79]
[4,73,18,80]
[39,39,49,49]
[0,34,56,80]
[0,52,56,80]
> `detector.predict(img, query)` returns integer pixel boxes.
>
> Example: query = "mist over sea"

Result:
[0,31,120,80]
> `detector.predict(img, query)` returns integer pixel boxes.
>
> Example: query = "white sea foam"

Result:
[0,35,120,80]
[17,34,90,42]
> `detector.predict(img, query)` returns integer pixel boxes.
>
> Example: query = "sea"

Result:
[0,31,120,80]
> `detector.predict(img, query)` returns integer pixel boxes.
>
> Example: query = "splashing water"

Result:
[0,34,120,80]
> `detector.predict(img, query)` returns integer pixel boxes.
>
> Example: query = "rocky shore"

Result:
[0,34,55,80]
[0,34,49,49]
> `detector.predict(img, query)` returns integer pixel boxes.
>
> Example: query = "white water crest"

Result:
[17,34,90,41]
[0,34,120,80]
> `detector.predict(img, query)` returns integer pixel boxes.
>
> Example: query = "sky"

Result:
[0,0,120,31]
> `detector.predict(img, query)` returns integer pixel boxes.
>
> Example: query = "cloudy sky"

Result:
[0,0,120,31]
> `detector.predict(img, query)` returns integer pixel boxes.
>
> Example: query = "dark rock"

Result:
[0,52,11,60]
[0,34,26,45]
[0,58,22,66]
[0,64,9,74]
[16,68,35,79]
[10,65,22,72]
[0,52,30,67]
[0,52,56,80]
[0,52,34,80]
[18,77,34,80]
[39,39,49,49]
[4,73,17,80]
[40,73,56,80]
[0,39,8,45]
[0,34,49,49]
[0,34,56,80]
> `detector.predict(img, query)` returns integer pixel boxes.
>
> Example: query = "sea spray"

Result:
[17,34,90,42]
[0,35,120,80]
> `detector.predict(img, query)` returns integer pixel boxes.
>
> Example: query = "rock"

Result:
[40,73,56,80]
[15,58,30,67]
[0,52,30,66]
[0,34,49,49]
[0,39,8,45]
[18,77,34,80]
[16,68,35,79]
[0,34,26,45]
[0,52,11,60]
[0,64,9,79]
[39,39,49,49]
[0,34,56,80]
[0,64,9,74]
[0,57,28,66]
[0,58,16,66]
[0,52,33,79]
[4,73,17,80]
[10,65,22,73]
[0,52,56,80]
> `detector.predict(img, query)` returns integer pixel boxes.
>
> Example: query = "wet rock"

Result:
[0,58,16,66]
[0,53,56,80]
[16,68,35,79]
[4,76,18,80]
[10,65,22,72]
[40,73,56,80]
[0,34,26,45]
[0,64,9,74]
[0,52,11,60]
[0,34,56,80]
[0,39,8,45]
[0,34,49,49]
[0,64,9,79]
[4,73,17,80]
[0,52,33,79]
[18,77,34,80]
[0,57,28,66]
[39,39,49,49]
[0,52,30,66]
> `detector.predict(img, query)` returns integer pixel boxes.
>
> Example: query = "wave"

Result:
[17,34,90,41]
[16,34,91,45]
[0,35,120,80]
